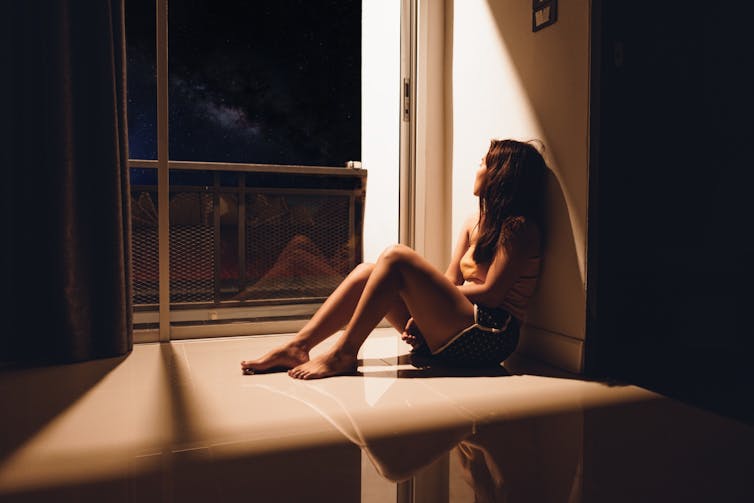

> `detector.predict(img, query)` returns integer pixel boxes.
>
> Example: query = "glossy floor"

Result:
[1,329,752,502]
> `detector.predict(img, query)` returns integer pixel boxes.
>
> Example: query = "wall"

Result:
[447,0,590,372]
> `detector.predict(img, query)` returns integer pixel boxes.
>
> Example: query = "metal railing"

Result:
[129,160,366,321]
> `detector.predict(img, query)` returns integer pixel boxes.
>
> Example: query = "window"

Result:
[167,1,360,165]
[126,1,400,339]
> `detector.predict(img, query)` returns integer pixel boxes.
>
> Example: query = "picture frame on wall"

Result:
[533,0,558,32]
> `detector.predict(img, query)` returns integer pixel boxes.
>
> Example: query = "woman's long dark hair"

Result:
[473,139,547,264]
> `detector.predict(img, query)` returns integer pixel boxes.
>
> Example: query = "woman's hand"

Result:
[401,317,429,354]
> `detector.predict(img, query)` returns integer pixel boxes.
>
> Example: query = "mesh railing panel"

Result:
[130,168,364,308]
[239,193,352,300]
[132,191,159,305]
[169,192,215,304]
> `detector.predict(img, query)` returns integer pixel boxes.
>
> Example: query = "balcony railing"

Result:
[129,160,366,326]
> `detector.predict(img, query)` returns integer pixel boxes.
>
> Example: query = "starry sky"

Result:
[126,0,361,167]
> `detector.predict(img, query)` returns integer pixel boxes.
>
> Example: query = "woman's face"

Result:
[473,157,488,196]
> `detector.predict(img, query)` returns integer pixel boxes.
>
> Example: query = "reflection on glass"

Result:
[235,194,353,301]
[218,193,239,295]
[168,191,215,304]
[131,187,159,305]
[129,169,364,309]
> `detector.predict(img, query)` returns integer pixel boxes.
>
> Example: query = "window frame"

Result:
[131,0,415,343]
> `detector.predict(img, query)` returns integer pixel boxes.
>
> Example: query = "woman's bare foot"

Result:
[287,349,357,380]
[240,343,309,374]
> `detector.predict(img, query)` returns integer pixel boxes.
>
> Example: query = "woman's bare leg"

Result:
[240,263,372,372]
[240,262,411,372]
[288,245,475,379]
[385,297,411,332]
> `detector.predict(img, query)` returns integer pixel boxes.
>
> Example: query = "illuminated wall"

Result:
[449,0,590,371]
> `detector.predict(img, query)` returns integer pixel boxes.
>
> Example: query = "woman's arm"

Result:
[445,215,475,285]
[458,222,539,307]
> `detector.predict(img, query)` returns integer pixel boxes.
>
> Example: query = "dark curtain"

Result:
[3,0,132,364]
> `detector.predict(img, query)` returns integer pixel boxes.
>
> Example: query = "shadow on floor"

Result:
[359,352,629,385]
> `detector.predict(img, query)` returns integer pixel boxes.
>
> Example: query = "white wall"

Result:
[448,0,590,372]
[362,0,401,262]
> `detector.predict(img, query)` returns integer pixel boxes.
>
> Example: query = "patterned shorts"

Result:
[416,305,520,367]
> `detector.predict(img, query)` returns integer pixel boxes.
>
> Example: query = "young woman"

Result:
[240,139,547,379]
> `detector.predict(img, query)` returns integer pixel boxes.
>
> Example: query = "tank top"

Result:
[459,244,541,322]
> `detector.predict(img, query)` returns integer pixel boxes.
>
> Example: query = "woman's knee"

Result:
[379,244,415,266]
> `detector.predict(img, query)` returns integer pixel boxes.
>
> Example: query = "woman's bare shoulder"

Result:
[464,212,479,231]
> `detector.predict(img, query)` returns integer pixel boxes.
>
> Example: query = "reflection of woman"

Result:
[454,409,584,502]
[233,234,351,300]
[456,442,507,503]
[241,139,547,379]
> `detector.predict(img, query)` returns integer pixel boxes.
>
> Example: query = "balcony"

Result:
[129,161,366,330]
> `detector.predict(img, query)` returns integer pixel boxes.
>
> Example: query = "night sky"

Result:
[126,0,361,166]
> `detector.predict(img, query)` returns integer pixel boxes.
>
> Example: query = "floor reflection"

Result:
[350,351,753,503]
[451,409,582,503]
[361,389,753,503]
